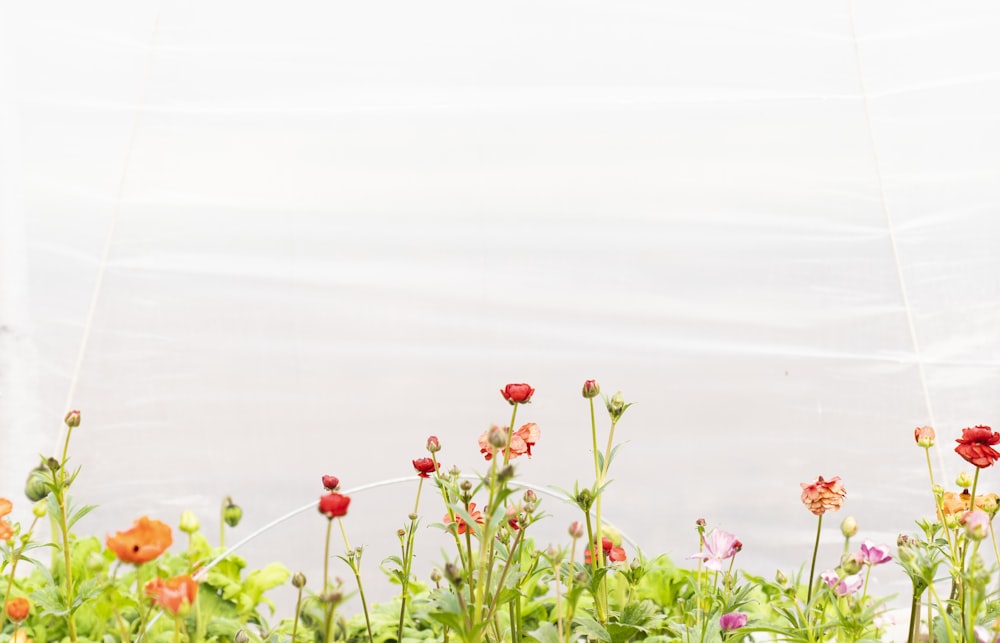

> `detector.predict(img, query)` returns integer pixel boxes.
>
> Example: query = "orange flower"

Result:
[0,498,13,541]
[443,503,485,535]
[145,574,198,614]
[800,476,847,516]
[106,516,173,564]
[478,423,541,461]
[5,597,29,621]
[938,491,998,518]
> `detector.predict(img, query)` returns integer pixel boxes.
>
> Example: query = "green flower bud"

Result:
[840,516,858,538]
[32,499,48,518]
[25,464,50,502]
[234,629,250,643]
[64,409,81,428]
[840,552,863,575]
[582,379,601,399]
[956,471,974,488]
[179,510,200,534]
[605,391,631,422]
[291,572,307,589]
[222,497,243,528]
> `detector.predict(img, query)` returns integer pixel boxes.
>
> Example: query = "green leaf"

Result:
[67,503,98,530]
[573,616,612,642]
[526,622,561,643]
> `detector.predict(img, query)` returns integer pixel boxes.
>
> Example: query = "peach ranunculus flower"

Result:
[145,574,198,615]
[106,516,173,564]
[800,476,847,516]
[478,423,541,461]
[11,629,32,643]
[938,491,999,518]
[0,498,14,541]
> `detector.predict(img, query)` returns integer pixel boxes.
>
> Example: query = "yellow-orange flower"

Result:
[11,628,32,643]
[106,516,173,564]
[0,498,14,541]
[145,574,198,614]
[800,476,847,516]
[938,491,999,518]
[5,597,29,621]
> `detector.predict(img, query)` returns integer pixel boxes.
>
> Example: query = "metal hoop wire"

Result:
[141,474,639,638]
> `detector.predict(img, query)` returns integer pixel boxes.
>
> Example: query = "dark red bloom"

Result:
[412,458,438,478]
[318,492,351,519]
[500,383,535,405]
[955,426,1000,468]
[322,475,340,491]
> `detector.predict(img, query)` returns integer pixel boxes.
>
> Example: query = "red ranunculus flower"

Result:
[412,457,438,478]
[584,536,626,563]
[106,517,173,564]
[145,574,198,615]
[500,383,535,405]
[5,597,29,621]
[318,492,351,519]
[955,426,1000,468]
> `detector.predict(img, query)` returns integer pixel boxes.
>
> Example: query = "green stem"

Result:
[57,424,78,643]
[927,581,957,643]
[806,513,823,605]
[323,519,333,591]
[291,585,303,643]
[397,477,424,642]
[503,403,520,467]
[906,587,921,643]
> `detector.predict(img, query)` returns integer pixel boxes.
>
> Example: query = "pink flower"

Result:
[833,573,863,596]
[820,569,839,587]
[478,423,541,461]
[719,612,748,631]
[688,529,742,571]
[800,476,847,515]
[914,425,935,447]
[859,540,892,565]
[962,509,991,540]
[500,383,535,405]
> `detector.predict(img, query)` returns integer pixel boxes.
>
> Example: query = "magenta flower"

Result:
[833,573,863,596]
[859,540,892,565]
[688,529,742,571]
[719,612,747,631]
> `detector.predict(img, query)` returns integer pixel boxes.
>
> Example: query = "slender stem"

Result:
[589,398,599,482]
[806,514,823,604]
[926,581,957,643]
[291,585,303,643]
[485,528,526,619]
[398,477,424,642]
[503,403,520,467]
[57,424,78,643]
[323,519,333,591]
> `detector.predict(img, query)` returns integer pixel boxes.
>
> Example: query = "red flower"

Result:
[444,503,484,535]
[145,574,198,615]
[955,426,1000,468]
[106,517,173,564]
[584,537,626,563]
[5,597,29,621]
[318,492,351,519]
[322,475,340,491]
[501,383,535,405]
[412,458,438,478]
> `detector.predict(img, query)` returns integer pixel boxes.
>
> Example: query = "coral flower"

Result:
[955,426,1000,468]
[0,498,13,541]
[443,503,484,535]
[719,612,748,631]
[145,574,198,615]
[478,423,541,461]
[500,383,535,405]
[412,457,438,478]
[106,517,173,564]
[800,476,846,515]
[688,528,742,571]
[318,493,351,519]
[5,597,29,621]
[914,425,935,447]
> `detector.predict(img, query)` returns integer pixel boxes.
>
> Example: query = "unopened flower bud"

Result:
[319,589,343,605]
[426,436,441,453]
[840,516,858,538]
[606,391,628,421]
[582,379,600,399]
[322,475,340,491]
[498,465,515,482]
[913,425,935,447]
[575,489,594,511]
[32,499,47,518]
[24,464,50,502]
[64,410,81,428]
[695,518,706,527]
[430,568,443,583]
[292,572,306,588]
[962,510,990,541]
[775,569,788,586]
[444,562,463,586]
[397,529,406,538]
[982,493,1000,516]
[840,552,863,575]
[222,497,243,527]
[460,480,473,492]
[488,426,508,449]
[46,458,60,472]
[234,630,250,643]
[932,484,944,497]
[523,489,538,505]
[568,521,585,539]
[897,533,912,547]
[179,510,199,534]
[449,465,461,478]
[956,471,974,488]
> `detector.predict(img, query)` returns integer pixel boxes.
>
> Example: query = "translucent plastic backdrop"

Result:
[1,1,999,632]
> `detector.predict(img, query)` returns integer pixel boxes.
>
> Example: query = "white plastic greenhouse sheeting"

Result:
[2,1,1000,634]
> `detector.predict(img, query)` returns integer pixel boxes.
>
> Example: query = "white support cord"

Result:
[55,4,163,452]
[140,475,641,639]
[847,0,946,476]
